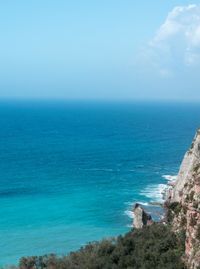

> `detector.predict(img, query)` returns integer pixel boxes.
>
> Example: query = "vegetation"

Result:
[189,191,195,202]
[166,202,182,223]
[194,163,200,173]
[196,225,200,240]
[19,223,185,269]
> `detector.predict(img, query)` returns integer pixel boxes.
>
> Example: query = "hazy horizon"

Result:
[1,1,200,101]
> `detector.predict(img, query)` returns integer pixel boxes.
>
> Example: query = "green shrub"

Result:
[166,202,182,223]
[196,225,200,240]
[168,202,182,214]
[194,164,200,173]
[18,224,185,269]
[189,191,195,201]
[180,216,187,227]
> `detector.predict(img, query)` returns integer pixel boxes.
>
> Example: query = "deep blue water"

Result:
[0,100,200,265]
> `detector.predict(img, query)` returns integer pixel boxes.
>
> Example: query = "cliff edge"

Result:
[167,129,200,269]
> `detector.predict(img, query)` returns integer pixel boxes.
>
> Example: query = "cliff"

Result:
[167,129,200,269]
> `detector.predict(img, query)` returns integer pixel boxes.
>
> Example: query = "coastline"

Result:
[133,129,200,268]
[127,174,178,226]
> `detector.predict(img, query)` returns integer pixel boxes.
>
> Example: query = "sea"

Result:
[0,100,200,265]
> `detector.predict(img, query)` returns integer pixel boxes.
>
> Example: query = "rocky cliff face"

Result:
[170,129,200,203]
[167,129,200,269]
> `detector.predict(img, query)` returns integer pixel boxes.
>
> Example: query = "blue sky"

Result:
[1,0,200,100]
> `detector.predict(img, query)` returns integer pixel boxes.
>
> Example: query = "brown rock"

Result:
[133,203,152,229]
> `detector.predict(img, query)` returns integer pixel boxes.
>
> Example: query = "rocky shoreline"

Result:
[133,129,200,269]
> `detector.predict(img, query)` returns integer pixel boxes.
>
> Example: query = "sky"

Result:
[1,0,200,100]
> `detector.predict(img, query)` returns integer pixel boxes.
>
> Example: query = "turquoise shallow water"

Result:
[0,101,200,265]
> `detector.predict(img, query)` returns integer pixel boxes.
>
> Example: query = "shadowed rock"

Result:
[133,203,153,229]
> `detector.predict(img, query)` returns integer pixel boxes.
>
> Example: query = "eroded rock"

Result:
[133,203,152,229]
[167,129,200,269]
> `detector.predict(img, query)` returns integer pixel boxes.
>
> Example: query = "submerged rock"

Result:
[133,203,153,229]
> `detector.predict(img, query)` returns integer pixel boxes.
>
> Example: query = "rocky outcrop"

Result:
[170,129,200,203]
[167,129,200,269]
[133,203,152,229]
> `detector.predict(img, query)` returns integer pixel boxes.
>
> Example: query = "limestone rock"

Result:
[133,203,152,229]
[167,129,200,269]
[171,129,200,202]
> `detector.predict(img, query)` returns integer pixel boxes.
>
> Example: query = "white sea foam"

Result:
[124,210,134,219]
[162,175,177,181]
[138,201,149,206]
[140,183,167,203]
[124,202,132,206]
[125,174,177,224]
[125,201,149,206]
[124,201,149,222]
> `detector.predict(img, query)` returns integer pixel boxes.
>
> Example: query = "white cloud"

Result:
[140,4,200,76]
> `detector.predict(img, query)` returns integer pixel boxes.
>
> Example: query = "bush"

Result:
[166,202,182,223]
[196,225,200,240]
[18,224,185,269]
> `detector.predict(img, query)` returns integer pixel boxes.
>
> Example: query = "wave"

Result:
[140,174,178,203]
[124,201,149,221]
[162,174,177,181]
[140,183,167,203]
[125,174,177,224]
[125,201,149,206]
[124,210,134,219]
[137,201,149,206]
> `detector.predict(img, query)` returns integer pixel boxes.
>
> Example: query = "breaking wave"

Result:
[140,183,167,203]
[162,175,177,181]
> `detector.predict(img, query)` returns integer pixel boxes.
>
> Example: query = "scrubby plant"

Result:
[166,202,182,223]
[180,216,187,227]
[196,225,200,241]
[189,191,195,202]
[190,216,197,227]
[193,201,199,209]
[182,205,187,215]
[18,224,185,269]
[194,164,200,173]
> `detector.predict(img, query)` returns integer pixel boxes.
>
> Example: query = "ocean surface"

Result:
[0,100,200,265]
